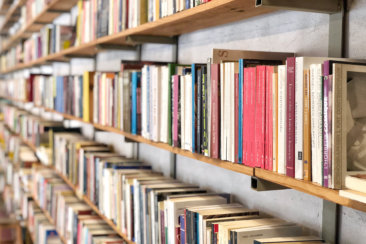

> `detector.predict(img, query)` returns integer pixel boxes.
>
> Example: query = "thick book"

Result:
[286,57,296,177]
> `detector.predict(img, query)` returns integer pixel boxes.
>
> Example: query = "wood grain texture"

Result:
[0,0,275,74]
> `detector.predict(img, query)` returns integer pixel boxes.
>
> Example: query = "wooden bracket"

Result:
[46,9,69,14]
[256,0,341,14]
[322,200,339,244]
[170,152,177,179]
[64,54,96,59]
[251,177,288,191]
[126,35,177,45]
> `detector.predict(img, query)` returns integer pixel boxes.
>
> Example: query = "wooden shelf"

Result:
[0,0,26,34]
[3,97,366,214]
[0,0,275,73]
[32,196,67,244]
[3,122,135,244]
[0,0,12,14]
[1,0,78,54]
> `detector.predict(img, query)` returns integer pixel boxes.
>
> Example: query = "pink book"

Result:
[266,66,274,170]
[255,66,266,168]
[243,67,250,166]
[234,73,239,163]
[211,64,220,159]
[173,75,180,147]
[286,57,296,177]
[249,67,256,167]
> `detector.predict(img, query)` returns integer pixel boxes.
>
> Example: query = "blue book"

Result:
[186,0,190,9]
[191,64,196,153]
[79,76,83,119]
[131,71,141,135]
[238,59,244,164]
[195,212,199,244]
[180,214,185,244]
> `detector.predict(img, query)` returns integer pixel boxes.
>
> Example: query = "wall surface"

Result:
[32,0,366,243]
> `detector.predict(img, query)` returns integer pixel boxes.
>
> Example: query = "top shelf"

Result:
[0,0,25,34]
[0,0,277,73]
[1,0,78,53]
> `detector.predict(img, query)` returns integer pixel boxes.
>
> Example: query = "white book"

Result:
[181,75,186,149]
[277,65,287,174]
[160,66,169,143]
[184,74,193,151]
[220,63,226,161]
[207,58,212,157]
[230,62,235,162]
[294,57,304,179]
[152,66,160,141]
[141,66,148,138]
[310,64,323,185]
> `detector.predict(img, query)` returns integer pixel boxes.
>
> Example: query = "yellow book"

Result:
[155,0,160,21]
[83,71,95,122]
[76,0,83,45]
[303,69,311,181]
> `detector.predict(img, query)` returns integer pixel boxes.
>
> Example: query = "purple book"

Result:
[323,60,332,188]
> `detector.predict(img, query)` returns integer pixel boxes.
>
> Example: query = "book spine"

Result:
[211,64,219,159]
[196,68,202,153]
[173,75,179,147]
[238,59,243,164]
[295,58,304,179]
[220,63,225,161]
[249,67,256,167]
[168,64,175,146]
[267,66,273,170]
[303,69,312,181]
[278,65,286,174]
[286,57,296,177]
[192,64,196,153]
[323,72,330,188]
[255,66,265,168]
[234,72,239,163]
[242,67,249,166]
[202,69,208,155]
[272,69,278,172]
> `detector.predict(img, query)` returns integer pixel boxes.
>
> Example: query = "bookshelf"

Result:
[0,0,12,14]
[32,195,68,244]
[0,0,278,73]
[4,98,366,214]
[4,119,136,244]
[1,0,78,53]
[0,0,25,34]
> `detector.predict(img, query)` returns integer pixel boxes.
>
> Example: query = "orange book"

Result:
[303,69,311,181]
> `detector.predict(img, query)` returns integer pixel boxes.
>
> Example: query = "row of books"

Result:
[75,0,210,45]
[0,120,127,244]
[0,0,210,71]
[33,168,125,244]
[2,49,366,190]
[1,108,325,244]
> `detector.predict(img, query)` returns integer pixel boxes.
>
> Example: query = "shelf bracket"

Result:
[64,54,96,59]
[169,152,177,179]
[126,35,177,45]
[251,177,288,191]
[96,44,137,51]
[255,0,341,14]
[322,200,339,244]
[328,0,345,57]
[46,9,69,14]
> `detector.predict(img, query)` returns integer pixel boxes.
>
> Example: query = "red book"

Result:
[286,57,296,177]
[242,67,250,166]
[210,64,220,159]
[176,226,181,244]
[266,66,274,170]
[248,67,256,167]
[254,66,266,168]
[234,73,239,163]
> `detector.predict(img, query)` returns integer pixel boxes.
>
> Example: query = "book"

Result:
[254,236,324,244]
[303,69,312,181]
[286,57,296,178]
[277,65,287,174]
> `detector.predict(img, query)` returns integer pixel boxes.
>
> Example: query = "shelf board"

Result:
[3,122,135,244]
[0,0,25,34]
[53,167,135,244]
[1,0,78,54]
[0,0,275,74]
[32,196,67,244]
[3,97,366,214]
[0,0,12,14]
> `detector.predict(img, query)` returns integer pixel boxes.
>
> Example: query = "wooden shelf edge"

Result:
[254,168,366,213]
[31,196,67,244]
[0,0,25,33]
